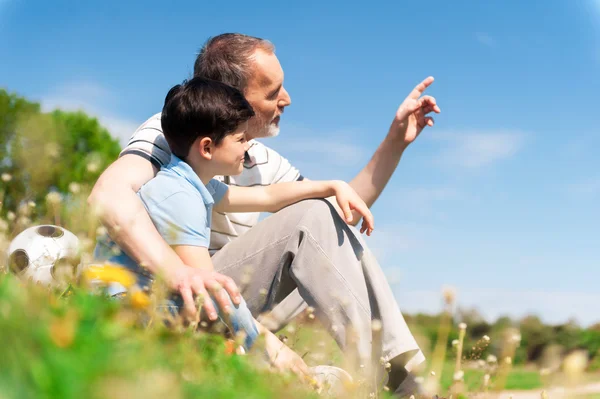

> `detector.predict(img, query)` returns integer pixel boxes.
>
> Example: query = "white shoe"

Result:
[309,365,353,397]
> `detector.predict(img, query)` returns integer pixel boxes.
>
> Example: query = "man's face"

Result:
[243,50,291,140]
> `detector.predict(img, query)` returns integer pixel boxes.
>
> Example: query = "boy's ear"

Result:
[197,137,213,160]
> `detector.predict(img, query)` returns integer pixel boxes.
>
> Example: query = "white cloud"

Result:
[38,81,141,146]
[475,32,495,47]
[394,288,600,327]
[431,130,525,168]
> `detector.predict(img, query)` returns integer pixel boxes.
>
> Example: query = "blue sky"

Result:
[2,0,599,326]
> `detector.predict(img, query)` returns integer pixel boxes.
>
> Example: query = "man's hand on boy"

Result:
[168,265,242,322]
[330,181,375,236]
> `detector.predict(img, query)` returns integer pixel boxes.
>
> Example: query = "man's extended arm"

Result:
[346,76,441,224]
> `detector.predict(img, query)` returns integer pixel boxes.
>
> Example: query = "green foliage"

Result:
[0,89,120,219]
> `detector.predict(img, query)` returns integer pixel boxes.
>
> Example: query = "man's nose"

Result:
[278,86,291,109]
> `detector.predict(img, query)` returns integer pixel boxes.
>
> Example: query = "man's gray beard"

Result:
[265,124,280,137]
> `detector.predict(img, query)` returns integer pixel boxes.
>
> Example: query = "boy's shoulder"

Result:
[139,162,202,206]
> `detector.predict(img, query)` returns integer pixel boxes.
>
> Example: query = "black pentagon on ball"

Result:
[36,225,64,238]
[50,256,81,279]
[8,249,30,273]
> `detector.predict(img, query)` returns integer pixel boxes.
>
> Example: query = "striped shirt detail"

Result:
[121,113,302,253]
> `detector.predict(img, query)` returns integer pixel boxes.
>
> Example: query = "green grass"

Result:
[0,274,317,399]
[2,271,599,399]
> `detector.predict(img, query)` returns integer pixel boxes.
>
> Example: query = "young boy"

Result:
[93,77,374,358]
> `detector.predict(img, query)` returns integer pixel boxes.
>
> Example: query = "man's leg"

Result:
[211,199,423,379]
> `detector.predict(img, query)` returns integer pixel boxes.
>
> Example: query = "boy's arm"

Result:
[213,180,375,235]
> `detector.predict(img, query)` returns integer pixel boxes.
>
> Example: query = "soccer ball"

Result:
[6,225,81,287]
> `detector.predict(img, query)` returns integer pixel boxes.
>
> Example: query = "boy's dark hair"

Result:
[193,33,275,91]
[161,77,255,159]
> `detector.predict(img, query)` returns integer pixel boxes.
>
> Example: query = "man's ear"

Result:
[197,137,213,160]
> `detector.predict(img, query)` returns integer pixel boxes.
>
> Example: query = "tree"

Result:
[0,89,121,221]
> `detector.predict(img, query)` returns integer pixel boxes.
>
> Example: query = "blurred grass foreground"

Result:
[1,89,600,398]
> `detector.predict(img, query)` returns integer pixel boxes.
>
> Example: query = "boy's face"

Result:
[211,122,250,176]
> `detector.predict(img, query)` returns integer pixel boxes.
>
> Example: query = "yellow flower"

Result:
[82,263,136,289]
[129,290,151,309]
[49,309,78,348]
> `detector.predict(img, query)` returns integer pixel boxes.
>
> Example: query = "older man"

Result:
[89,33,440,396]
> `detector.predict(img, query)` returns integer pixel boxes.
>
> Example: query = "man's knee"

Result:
[288,198,340,223]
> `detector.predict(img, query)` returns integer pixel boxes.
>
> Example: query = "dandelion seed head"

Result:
[483,335,490,342]
[1,173,12,182]
[371,319,382,332]
[459,322,467,331]
[96,226,107,237]
[452,339,459,347]
[69,182,81,194]
[46,192,62,205]
[442,285,456,305]
[6,211,15,221]
[86,161,100,173]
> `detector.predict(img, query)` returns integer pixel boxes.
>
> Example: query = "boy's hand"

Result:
[331,181,375,235]
[167,266,241,322]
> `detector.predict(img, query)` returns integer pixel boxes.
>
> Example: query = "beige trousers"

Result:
[211,199,425,375]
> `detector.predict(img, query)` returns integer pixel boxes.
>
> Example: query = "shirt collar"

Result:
[166,155,214,205]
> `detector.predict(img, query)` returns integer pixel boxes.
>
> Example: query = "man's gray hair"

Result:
[193,33,275,91]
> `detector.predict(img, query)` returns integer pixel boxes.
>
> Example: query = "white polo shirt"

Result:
[120,113,303,253]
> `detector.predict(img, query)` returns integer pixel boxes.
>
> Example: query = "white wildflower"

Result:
[45,192,62,206]
[453,370,464,381]
[371,319,383,332]
[69,182,81,194]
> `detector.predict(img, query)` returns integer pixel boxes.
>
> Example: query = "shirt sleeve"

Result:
[207,179,229,204]
[263,145,303,183]
[119,113,172,168]
[142,190,210,248]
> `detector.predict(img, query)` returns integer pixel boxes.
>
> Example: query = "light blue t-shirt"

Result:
[138,155,229,248]
[93,155,229,278]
